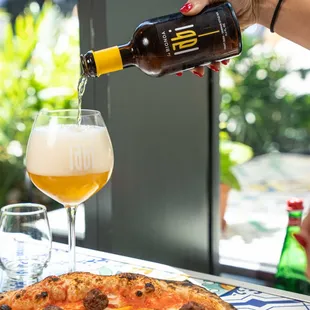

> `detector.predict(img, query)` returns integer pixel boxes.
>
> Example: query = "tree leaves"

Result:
[221,34,310,155]
[0,3,79,205]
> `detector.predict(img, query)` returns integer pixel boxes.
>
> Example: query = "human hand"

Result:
[295,213,310,277]
[179,0,259,77]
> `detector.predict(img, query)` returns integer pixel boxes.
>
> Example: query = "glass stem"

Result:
[66,205,78,272]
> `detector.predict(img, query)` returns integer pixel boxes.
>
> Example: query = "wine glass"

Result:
[25,109,114,272]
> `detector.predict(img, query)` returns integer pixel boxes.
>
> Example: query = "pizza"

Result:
[0,272,235,310]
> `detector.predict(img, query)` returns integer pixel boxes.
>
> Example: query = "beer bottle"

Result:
[275,198,310,294]
[80,2,242,78]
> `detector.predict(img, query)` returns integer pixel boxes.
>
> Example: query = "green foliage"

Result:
[220,132,253,190]
[220,34,310,156]
[0,3,80,206]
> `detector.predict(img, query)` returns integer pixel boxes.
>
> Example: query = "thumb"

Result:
[294,233,308,249]
[294,233,310,278]
[180,0,212,16]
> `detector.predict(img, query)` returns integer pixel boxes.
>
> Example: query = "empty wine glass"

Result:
[0,203,52,281]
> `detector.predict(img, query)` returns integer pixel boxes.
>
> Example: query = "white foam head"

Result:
[26,125,114,176]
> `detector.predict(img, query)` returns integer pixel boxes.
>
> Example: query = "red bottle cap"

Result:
[287,198,304,211]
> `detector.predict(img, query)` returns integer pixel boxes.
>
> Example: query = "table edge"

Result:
[180,268,310,303]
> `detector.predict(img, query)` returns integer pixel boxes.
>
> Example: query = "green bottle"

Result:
[275,198,310,294]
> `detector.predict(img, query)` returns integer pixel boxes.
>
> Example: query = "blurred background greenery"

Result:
[219,33,310,193]
[220,35,310,157]
[0,1,79,207]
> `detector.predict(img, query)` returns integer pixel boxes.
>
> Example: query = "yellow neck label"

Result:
[93,46,123,76]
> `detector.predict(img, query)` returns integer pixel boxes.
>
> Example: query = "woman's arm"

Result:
[182,0,310,50]
[258,0,310,49]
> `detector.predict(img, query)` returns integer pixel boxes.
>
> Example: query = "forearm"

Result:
[258,0,310,49]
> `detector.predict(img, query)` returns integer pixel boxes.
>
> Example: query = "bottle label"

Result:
[156,6,231,59]
[288,218,302,226]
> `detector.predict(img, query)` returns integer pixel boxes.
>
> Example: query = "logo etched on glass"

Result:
[69,146,94,172]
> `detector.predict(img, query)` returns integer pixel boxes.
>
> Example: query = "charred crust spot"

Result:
[35,291,48,301]
[179,301,205,310]
[74,278,83,284]
[118,273,139,281]
[15,294,21,299]
[43,306,64,310]
[42,292,48,298]
[135,290,143,297]
[164,279,194,287]
[48,277,60,283]
[83,289,108,310]
[0,305,12,310]
[0,296,3,300]
[181,280,194,287]
[164,280,179,287]
[145,282,155,293]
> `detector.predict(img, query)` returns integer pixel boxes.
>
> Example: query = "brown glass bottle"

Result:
[81,2,242,78]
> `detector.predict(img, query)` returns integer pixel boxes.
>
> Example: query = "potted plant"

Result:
[219,132,253,231]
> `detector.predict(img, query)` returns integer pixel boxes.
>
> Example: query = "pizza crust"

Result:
[0,272,236,310]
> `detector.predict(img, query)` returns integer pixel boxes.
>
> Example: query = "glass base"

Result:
[3,260,44,281]
[2,272,40,290]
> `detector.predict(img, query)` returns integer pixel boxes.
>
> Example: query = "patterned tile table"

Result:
[1,242,310,309]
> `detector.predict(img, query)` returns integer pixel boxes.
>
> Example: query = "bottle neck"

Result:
[288,210,303,227]
[119,42,135,68]
[81,43,135,78]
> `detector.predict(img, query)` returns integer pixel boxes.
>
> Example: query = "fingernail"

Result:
[222,60,229,65]
[193,71,203,78]
[210,65,219,72]
[294,233,307,249]
[176,72,183,77]
[180,2,193,13]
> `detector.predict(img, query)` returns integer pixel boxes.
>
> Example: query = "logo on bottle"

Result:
[161,24,220,57]
[69,146,94,172]
[171,25,198,56]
